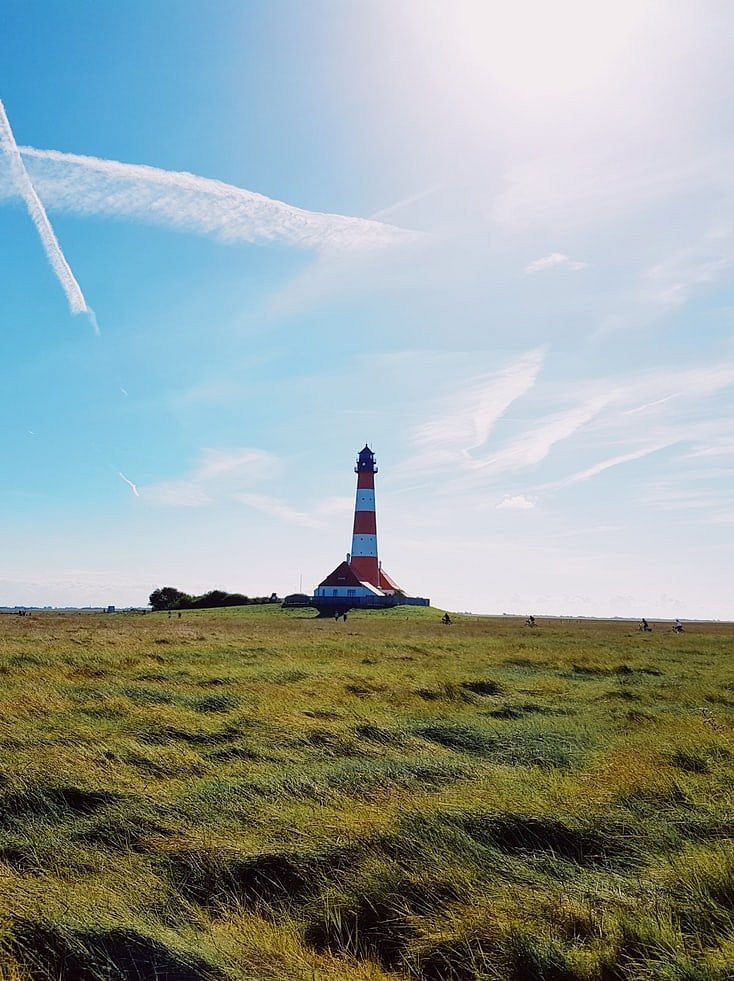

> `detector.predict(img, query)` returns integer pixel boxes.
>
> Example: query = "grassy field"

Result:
[0,605,732,980]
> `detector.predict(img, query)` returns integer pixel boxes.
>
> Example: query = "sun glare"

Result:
[429,0,648,98]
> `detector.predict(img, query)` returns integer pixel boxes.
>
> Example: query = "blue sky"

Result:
[1,0,733,616]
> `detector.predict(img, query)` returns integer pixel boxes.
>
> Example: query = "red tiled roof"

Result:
[318,560,403,595]
[317,561,365,588]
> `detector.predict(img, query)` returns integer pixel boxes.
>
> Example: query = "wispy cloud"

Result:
[237,492,352,528]
[236,494,321,528]
[637,479,732,515]
[142,448,279,507]
[543,443,675,491]
[0,99,97,331]
[685,438,734,460]
[408,348,545,471]
[645,247,731,309]
[169,379,247,409]
[492,145,734,233]
[497,494,535,510]
[142,481,210,509]
[473,395,612,474]
[403,355,734,498]
[0,145,416,254]
[617,362,734,412]
[525,252,587,274]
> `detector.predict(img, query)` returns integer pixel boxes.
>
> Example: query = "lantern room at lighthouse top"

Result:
[355,445,378,474]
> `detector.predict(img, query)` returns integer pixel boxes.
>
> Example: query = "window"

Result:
[347,589,356,597]
[332,589,338,596]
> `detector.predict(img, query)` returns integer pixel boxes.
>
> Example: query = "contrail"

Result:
[370,184,442,220]
[0,145,418,253]
[0,98,97,330]
[118,472,139,497]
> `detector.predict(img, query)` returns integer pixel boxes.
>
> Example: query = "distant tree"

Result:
[203,590,228,607]
[223,593,248,606]
[149,587,191,611]
[149,586,256,611]
[188,592,207,610]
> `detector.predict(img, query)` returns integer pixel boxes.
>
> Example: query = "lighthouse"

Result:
[350,445,399,592]
[313,445,428,610]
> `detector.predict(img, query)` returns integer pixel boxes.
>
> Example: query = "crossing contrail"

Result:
[0,98,97,332]
[118,472,139,497]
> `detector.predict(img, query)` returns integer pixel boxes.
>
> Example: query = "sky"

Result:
[1,0,733,617]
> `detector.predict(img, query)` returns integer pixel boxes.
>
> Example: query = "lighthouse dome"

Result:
[355,444,378,473]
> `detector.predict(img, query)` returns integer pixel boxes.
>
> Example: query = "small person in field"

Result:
[441,612,452,625]
[640,618,652,632]
[673,618,684,633]
[525,615,536,627]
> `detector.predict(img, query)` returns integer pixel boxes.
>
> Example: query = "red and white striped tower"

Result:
[313,444,407,602]
[350,445,380,587]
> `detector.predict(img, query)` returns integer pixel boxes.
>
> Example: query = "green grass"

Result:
[0,606,732,979]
